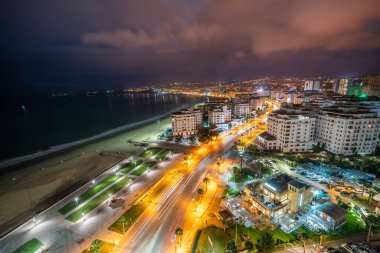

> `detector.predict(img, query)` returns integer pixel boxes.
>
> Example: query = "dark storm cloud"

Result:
[1,0,380,94]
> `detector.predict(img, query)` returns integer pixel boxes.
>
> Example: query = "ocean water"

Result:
[0,93,201,163]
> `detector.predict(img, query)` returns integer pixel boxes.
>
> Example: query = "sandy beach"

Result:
[0,116,172,237]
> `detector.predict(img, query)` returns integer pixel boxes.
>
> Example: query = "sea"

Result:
[0,92,202,167]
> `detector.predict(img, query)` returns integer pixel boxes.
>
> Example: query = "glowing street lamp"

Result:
[75,197,79,205]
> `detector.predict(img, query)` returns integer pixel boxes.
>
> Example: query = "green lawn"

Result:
[82,239,115,253]
[142,147,162,158]
[66,177,133,222]
[13,238,43,253]
[292,225,319,239]
[58,174,121,215]
[155,149,171,160]
[196,225,295,252]
[118,160,143,174]
[108,203,146,234]
[328,210,366,238]
[131,161,157,176]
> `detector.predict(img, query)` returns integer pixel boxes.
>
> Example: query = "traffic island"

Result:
[108,203,146,235]
[82,239,115,253]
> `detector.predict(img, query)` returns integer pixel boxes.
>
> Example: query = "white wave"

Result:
[0,103,191,170]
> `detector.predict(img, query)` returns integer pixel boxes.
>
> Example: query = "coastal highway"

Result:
[117,113,270,253]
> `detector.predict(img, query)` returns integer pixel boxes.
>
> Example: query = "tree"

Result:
[244,241,254,252]
[368,188,377,203]
[366,214,380,243]
[90,239,103,253]
[118,215,129,234]
[197,188,204,202]
[226,241,237,253]
[260,232,274,252]
[295,232,306,253]
[175,227,183,247]
[203,177,210,191]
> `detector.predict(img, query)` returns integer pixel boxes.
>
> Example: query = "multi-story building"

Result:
[171,108,202,137]
[364,75,380,96]
[255,109,316,152]
[243,174,312,219]
[208,105,231,125]
[250,97,265,111]
[304,80,320,91]
[338,79,349,95]
[315,107,380,155]
[234,102,251,117]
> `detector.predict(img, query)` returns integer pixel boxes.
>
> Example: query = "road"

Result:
[116,112,270,253]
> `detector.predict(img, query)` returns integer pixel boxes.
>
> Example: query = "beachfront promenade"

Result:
[0,142,191,252]
[0,109,269,253]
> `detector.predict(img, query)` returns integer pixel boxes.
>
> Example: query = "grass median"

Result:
[142,147,162,158]
[66,177,133,222]
[58,174,121,215]
[13,238,43,253]
[82,239,114,253]
[131,161,157,176]
[118,159,143,174]
[108,203,146,234]
[155,149,171,160]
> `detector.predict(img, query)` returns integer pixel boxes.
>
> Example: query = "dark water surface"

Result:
[0,93,200,161]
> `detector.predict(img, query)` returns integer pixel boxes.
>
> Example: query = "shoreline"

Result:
[0,101,201,235]
[0,102,192,174]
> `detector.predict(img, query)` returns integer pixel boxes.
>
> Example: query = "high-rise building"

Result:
[208,105,231,125]
[171,108,202,137]
[315,107,380,155]
[304,80,320,91]
[255,109,316,152]
[364,75,380,96]
[234,102,251,117]
[338,79,349,95]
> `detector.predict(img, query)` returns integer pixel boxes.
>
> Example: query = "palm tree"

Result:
[90,239,103,253]
[197,188,204,202]
[203,177,210,191]
[175,227,183,247]
[366,214,380,243]
[118,215,129,234]
[260,231,274,252]
[226,241,237,253]
[368,188,377,203]
[296,232,306,253]
[244,241,254,252]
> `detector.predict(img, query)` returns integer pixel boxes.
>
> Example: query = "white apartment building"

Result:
[171,108,202,137]
[315,107,380,155]
[234,102,251,117]
[208,105,231,125]
[256,109,316,152]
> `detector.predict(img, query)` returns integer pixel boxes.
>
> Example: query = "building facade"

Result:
[234,102,251,117]
[208,105,232,125]
[171,108,202,137]
[315,107,380,155]
[256,109,316,152]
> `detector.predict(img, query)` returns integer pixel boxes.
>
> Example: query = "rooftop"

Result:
[264,174,293,194]
[315,202,347,220]
[258,131,277,141]
[288,180,310,189]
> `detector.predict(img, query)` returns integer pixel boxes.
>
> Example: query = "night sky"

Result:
[1,0,380,94]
